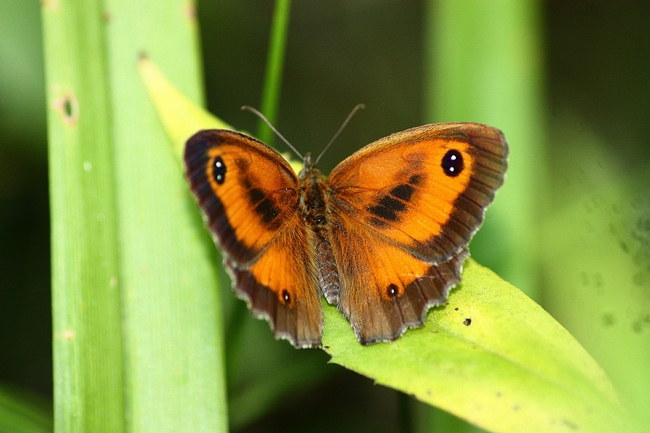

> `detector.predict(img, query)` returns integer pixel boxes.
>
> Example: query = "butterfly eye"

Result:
[281,289,291,304]
[213,157,227,184]
[441,149,464,177]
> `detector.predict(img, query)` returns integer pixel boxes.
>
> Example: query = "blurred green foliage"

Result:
[1,0,648,432]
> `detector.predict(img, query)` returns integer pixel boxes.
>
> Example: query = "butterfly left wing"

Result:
[326,122,507,343]
[185,130,322,347]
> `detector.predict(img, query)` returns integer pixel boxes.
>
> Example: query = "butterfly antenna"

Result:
[314,103,365,166]
[241,106,304,160]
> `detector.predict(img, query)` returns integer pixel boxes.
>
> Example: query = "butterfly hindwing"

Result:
[229,219,323,347]
[185,130,323,347]
[328,208,468,344]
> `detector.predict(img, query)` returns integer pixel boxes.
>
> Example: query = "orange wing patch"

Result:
[186,129,323,347]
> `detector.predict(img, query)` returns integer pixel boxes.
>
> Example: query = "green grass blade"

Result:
[103,1,227,431]
[0,384,53,433]
[257,0,292,145]
[41,1,125,430]
[43,0,227,431]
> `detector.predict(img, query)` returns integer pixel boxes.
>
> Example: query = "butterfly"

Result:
[184,122,508,348]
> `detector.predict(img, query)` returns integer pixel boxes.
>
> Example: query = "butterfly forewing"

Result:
[185,130,323,347]
[323,123,507,343]
[328,123,508,263]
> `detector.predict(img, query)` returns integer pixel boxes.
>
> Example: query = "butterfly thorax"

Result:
[297,154,330,230]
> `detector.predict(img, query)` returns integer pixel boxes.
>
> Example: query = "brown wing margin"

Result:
[227,223,323,348]
[432,124,508,261]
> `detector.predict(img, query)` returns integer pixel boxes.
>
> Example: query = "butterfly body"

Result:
[295,161,343,305]
[185,123,508,348]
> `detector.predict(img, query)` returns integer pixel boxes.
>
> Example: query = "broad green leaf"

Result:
[141,60,637,433]
[323,259,638,433]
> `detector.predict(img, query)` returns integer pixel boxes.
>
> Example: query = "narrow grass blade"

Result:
[104,0,227,431]
[257,0,292,145]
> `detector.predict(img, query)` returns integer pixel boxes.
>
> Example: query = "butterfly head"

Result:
[297,152,322,180]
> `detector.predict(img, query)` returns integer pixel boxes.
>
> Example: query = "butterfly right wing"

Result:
[185,130,323,347]
[324,123,506,344]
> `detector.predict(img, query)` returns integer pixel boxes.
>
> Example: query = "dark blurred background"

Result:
[1,1,648,432]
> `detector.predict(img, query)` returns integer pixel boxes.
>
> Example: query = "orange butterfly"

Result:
[185,122,507,348]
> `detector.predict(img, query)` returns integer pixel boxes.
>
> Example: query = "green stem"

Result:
[257,0,292,144]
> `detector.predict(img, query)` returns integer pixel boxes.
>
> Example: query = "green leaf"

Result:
[141,62,638,433]
[257,0,291,145]
[323,259,637,433]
